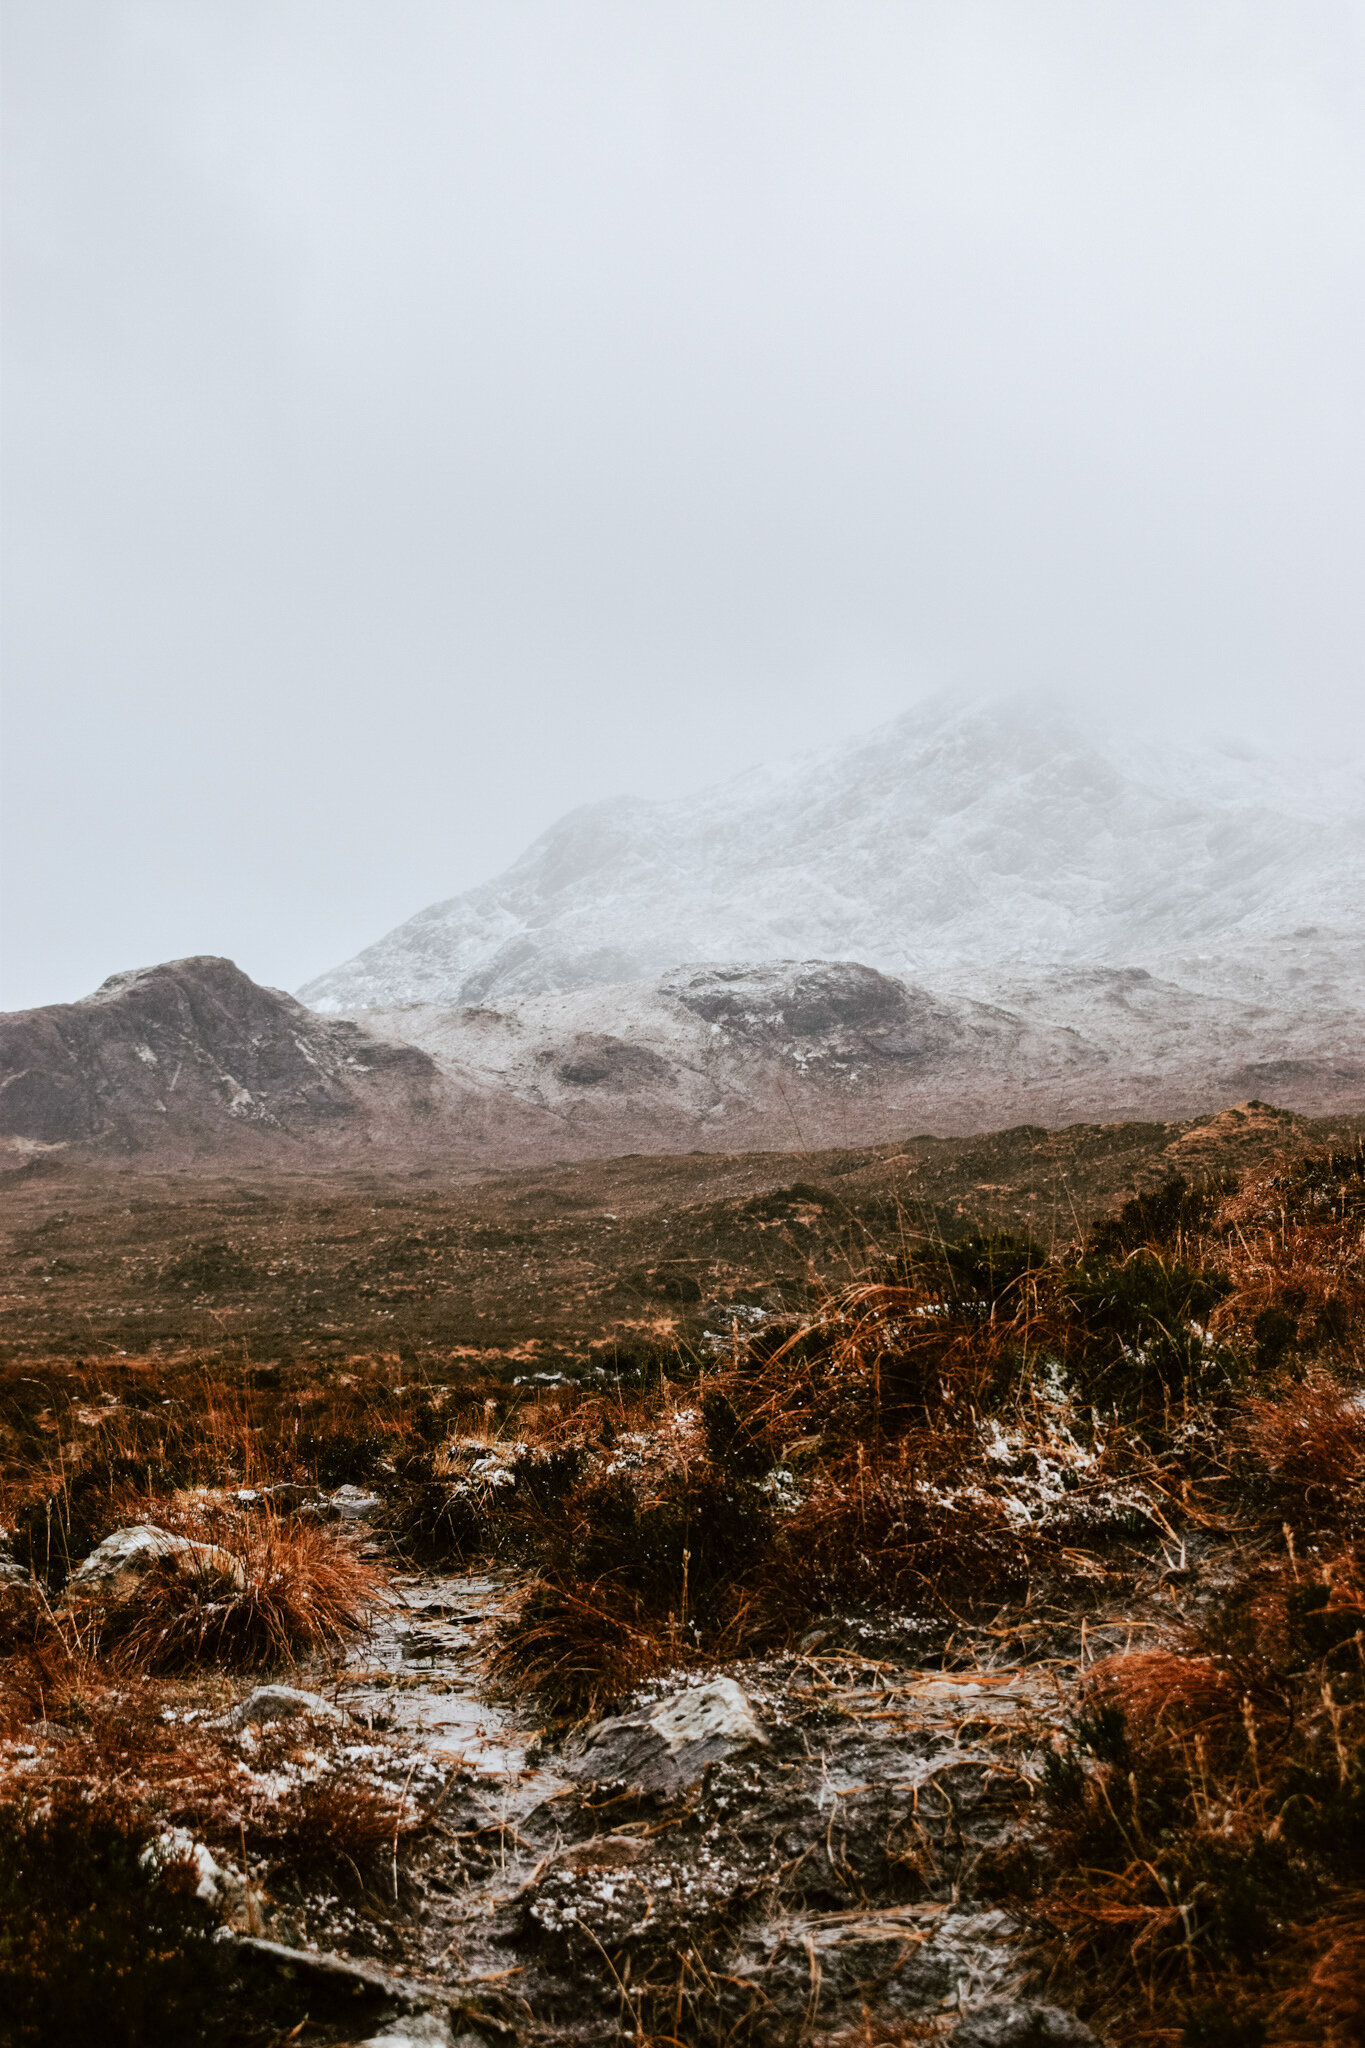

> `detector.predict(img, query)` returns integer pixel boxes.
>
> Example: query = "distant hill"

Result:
[8,691,1364,1171]
[0,956,556,1164]
[5,948,1362,1170]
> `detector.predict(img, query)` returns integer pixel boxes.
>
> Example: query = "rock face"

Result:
[299,692,1365,1016]
[0,955,433,1152]
[0,953,565,1164]
[569,1677,768,1797]
[64,1524,245,1603]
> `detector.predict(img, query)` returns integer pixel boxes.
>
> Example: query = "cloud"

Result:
[3,1,1363,1006]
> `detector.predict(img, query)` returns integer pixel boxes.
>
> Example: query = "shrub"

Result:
[494,1577,677,1720]
[1087,1173,1236,1259]
[1241,1376,1365,1530]
[0,1787,231,2048]
[246,1775,415,1898]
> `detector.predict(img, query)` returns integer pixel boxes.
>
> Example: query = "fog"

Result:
[3,2,1363,1010]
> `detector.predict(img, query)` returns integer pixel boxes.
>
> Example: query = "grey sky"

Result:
[3,1,1363,1011]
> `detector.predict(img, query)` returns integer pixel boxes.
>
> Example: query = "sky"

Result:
[3,1,1363,1011]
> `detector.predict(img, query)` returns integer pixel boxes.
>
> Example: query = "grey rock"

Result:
[221,1684,345,1732]
[64,1523,245,1602]
[570,1676,767,1797]
[0,1549,29,1589]
[951,2004,1100,2047]
[354,2016,451,2048]
[330,1484,383,1520]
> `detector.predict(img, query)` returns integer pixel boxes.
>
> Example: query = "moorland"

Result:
[2,1099,1364,2048]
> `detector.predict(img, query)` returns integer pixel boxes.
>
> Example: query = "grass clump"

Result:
[102,1509,378,1672]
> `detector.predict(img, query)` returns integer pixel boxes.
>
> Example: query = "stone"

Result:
[354,2014,451,2048]
[950,2004,1100,2047]
[331,1484,383,1520]
[0,1549,29,1589]
[64,1523,245,1602]
[235,1482,313,1512]
[141,1828,253,1925]
[220,1684,345,1732]
[569,1676,767,1797]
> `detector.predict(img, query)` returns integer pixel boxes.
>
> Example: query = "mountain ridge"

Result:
[299,693,1365,1013]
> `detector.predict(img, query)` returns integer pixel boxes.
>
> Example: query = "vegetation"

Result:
[0,1788,232,2048]
[0,1137,1362,2042]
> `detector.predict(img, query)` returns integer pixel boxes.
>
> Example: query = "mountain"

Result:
[299,693,1365,1012]
[0,956,558,1165]
[10,697,1362,1173]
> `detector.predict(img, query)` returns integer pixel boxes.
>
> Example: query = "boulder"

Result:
[331,1484,383,1521]
[221,1684,345,1732]
[950,2005,1099,2047]
[569,1676,767,1797]
[64,1523,246,1603]
[355,2017,452,2048]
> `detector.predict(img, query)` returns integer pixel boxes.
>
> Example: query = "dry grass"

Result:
[493,1577,681,1720]
[1026,1541,1365,2045]
[6,1143,1365,2043]
[104,1508,379,1672]
[1241,1373,1365,1528]
[0,1784,233,2048]
[245,1772,418,1896]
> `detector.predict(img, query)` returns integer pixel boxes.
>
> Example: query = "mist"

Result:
[3,1,1363,1010]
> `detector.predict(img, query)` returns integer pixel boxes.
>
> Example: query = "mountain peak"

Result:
[299,693,1364,1013]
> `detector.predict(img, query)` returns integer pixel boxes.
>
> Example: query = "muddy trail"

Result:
[225,1524,1188,2048]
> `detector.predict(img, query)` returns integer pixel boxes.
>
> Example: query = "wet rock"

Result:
[63,1523,245,1602]
[732,1907,1022,2031]
[521,1824,751,1964]
[569,1676,767,1796]
[220,1684,345,1732]
[950,2004,1099,2047]
[331,1484,383,1521]
[0,1546,28,1588]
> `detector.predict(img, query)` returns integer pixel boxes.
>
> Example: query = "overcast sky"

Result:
[3,1,1363,1010]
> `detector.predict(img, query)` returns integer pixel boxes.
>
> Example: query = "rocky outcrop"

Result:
[0,954,566,1165]
[0,956,437,1152]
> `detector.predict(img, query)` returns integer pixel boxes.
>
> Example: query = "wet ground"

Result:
[236,1536,1145,2048]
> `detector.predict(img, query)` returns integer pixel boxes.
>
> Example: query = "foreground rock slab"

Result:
[219,1684,346,1733]
[568,1675,768,1796]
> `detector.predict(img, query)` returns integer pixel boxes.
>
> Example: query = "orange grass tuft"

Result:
[105,1508,380,1672]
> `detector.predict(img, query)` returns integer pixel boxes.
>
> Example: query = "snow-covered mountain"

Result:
[300,693,1365,1013]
